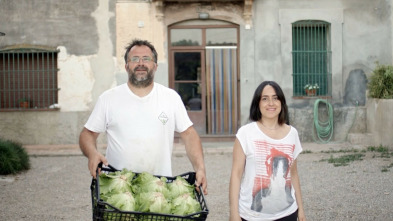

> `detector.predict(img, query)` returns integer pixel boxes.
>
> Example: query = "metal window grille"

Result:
[0,46,59,110]
[292,20,332,97]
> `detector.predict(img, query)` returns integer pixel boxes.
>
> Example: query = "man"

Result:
[79,39,207,194]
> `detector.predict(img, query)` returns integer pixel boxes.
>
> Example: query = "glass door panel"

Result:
[173,51,206,134]
[175,83,201,110]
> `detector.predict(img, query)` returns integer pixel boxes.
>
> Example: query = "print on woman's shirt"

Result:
[251,140,295,214]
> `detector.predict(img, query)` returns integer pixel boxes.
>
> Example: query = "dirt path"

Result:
[1,143,392,220]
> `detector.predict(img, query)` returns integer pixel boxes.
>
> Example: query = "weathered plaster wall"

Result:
[58,47,96,112]
[342,0,392,72]
[241,0,391,143]
[0,112,88,145]
[0,0,117,112]
[164,2,244,26]
[289,106,367,142]
[0,0,100,55]
[116,1,167,86]
[342,0,392,107]
[0,0,116,144]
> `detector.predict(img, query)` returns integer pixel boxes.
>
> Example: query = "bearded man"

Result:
[79,39,208,195]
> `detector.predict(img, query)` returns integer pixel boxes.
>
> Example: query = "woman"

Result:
[229,81,306,221]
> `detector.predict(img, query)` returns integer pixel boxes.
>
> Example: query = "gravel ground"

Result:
[0,142,392,221]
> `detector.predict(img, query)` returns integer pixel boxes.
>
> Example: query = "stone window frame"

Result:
[279,9,343,100]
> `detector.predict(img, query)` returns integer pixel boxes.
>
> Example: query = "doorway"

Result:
[169,20,239,135]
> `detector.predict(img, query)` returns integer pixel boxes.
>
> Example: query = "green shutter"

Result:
[292,20,331,96]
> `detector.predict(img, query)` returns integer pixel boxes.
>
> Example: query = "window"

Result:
[292,20,331,96]
[206,28,237,46]
[0,46,59,110]
[170,29,202,46]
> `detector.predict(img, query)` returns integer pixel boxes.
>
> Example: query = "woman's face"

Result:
[259,85,282,120]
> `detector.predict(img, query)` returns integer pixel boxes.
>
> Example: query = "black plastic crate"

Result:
[90,165,209,221]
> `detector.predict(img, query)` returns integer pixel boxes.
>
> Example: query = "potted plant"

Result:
[368,63,393,99]
[366,62,393,147]
[18,98,31,108]
[304,83,320,96]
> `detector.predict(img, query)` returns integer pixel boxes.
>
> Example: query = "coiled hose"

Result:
[313,99,334,143]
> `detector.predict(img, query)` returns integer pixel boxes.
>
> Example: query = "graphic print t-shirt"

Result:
[236,122,302,221]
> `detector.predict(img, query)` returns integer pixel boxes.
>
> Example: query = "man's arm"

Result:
[180,126,208,195]
[79,127,108,178]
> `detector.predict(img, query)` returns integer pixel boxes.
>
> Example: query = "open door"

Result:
[172,50,206,134]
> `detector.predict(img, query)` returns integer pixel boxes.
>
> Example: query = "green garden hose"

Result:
[313,99,334,143]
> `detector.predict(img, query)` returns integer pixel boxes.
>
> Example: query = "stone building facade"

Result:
[0,0,391,145]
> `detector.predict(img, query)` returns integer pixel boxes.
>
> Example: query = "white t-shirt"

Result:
[84,83,193,176]
[236,122,302,221]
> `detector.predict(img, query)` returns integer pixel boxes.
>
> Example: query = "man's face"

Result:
[125,45,157,88]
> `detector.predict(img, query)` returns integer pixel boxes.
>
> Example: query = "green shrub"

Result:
[368,63,393,99]
[0,138,30,175]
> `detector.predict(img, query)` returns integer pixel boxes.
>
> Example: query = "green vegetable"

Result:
[132,172,169,197]
[106,191,136,211]
[167,176,195,199]
[171,193,201,216]
[99,169,134,200]
[97,170,203,217]
[137,192,171,214]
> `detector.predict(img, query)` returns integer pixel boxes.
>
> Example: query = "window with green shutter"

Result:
[292,20,332,97]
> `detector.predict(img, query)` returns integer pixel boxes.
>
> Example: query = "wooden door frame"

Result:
[168,21,241,136]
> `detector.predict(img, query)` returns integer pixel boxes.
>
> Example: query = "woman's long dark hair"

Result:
[249,81,288,125]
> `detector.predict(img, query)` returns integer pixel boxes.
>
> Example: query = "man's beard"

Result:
[128,66,154,88]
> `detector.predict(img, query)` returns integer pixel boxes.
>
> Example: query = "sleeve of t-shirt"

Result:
[173,91,193,133]
[236,125,249,156]
[292,127,303,159]
[84,96,107,133]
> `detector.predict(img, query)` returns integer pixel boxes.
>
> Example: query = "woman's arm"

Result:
[290,159,306,221]
[229,138,246,221]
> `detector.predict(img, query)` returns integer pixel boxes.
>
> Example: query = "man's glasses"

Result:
[129,56,153,63]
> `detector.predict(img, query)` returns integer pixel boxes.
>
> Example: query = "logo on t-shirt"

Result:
[158,112,168,125]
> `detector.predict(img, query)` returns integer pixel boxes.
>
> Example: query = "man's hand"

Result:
[180,126,208,195]
[88,151,108,178]
[195,169,208,195]
[79,127,108,178]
